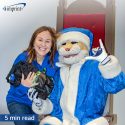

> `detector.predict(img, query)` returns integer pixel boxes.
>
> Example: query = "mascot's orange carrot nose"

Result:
[63,41,73,51]
[65,48,70,51]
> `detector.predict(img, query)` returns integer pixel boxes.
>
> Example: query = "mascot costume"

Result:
[28,27,125,125]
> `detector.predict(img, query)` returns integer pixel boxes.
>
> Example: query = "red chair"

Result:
[56,0,116,124]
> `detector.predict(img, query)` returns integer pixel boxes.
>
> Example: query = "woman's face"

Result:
[34,31,52,58]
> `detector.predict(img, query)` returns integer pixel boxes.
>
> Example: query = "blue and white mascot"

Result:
[28,28,125,125]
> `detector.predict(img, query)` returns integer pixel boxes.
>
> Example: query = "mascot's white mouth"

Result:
[59,50,88,65]
[64,54,78,58]
[58,44,89,64]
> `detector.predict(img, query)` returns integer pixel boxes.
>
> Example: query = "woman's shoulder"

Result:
[13,51,28,64]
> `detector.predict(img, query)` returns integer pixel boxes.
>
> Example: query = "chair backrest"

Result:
[64,13,105,48]
[56,0,115,114]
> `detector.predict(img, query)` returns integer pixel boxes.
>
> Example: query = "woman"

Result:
[6,26,59,125]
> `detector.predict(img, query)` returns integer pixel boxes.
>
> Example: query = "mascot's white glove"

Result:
[28,88,53,115]
[28,88,43,107]
[85,39,111,65]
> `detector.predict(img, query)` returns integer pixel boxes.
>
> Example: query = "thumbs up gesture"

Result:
[85,39,111,65]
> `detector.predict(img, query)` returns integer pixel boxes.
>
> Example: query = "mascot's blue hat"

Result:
[57,27,93,52]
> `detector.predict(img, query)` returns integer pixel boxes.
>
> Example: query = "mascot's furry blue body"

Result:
[29,28,125,125]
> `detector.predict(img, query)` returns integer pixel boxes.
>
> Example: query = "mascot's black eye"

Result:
[62,43,66,45]
[71,41,78,44]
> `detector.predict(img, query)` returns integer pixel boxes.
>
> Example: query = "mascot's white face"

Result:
[58,40,89,65]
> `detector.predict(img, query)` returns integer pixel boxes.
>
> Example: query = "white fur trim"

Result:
[86,117,109,125]
[32,98,53,115]
[103,95,110,115]
[99,55,121,79]
[60,61,85,125]
[56,62,68,67]
[57,31,90,50]
[40,116,62,125]
[62,119,80,125]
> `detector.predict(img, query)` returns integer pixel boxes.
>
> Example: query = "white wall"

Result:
[114,0,125,125]
[0,0,125,125]
[0,0,58,125]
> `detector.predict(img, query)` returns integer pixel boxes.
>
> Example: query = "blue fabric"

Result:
[7,101,39,125]
[6,51,59,107]
[49,60,125,125]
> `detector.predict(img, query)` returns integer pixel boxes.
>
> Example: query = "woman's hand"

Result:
[21,72,35,87]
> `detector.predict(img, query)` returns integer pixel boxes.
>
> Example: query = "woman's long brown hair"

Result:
[25,26,57,65]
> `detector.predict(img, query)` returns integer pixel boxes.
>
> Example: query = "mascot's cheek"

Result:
[58,47,64,55]
[78,42,87,51]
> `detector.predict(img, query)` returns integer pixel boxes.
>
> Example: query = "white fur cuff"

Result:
[99,55,121,79]
[32,98,53,115]
[86,117,109,125]
[40,116,62,125]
